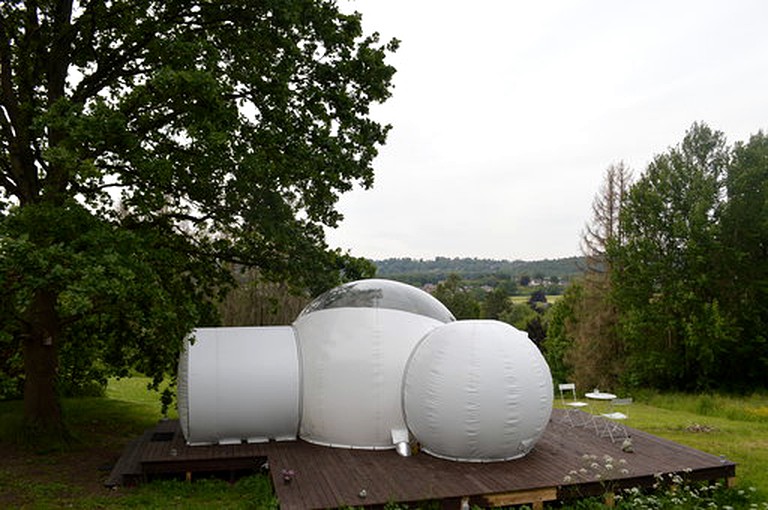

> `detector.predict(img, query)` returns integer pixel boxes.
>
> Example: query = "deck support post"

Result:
[479,487,557,509]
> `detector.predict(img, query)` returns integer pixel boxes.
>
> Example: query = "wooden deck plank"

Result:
[104,428,153,487]
[108,409,737,509]
[271,440,344,510]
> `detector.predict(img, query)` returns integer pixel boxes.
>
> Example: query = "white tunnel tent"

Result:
[177,279,553,462]
[177,326,300,445]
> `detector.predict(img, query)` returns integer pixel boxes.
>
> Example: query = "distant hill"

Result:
[372,256,584,286]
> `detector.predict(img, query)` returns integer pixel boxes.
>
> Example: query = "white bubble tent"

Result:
[177,279,553,462]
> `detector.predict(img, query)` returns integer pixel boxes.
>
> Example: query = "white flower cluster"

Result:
[562,453,630,484]
[617,474,766,509]
[562,459,767,509]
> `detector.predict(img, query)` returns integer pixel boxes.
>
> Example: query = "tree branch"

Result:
[0,26,21,134]
[70,2,179,105]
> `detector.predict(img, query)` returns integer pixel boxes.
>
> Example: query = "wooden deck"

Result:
[107,409,736,509]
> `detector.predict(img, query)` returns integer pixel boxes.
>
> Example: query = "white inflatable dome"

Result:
[403,320,553,462]
[293,279,454,449]
[177,279,554,462]
[178,326,300,445]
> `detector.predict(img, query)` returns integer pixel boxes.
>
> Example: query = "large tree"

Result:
[581,162,632,275]
[0,0,397,436]
[719,132,768,387]
[564,163,632,390]
[609,123,735,390]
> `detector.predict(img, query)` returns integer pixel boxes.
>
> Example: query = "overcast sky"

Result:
[325,0,768,261]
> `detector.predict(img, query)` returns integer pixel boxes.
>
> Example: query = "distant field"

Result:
[510,294,562,304]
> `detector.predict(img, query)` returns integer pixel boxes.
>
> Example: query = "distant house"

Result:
[422,283,437,293]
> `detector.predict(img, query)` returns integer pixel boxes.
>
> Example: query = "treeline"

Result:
[374,256,582,289]
[545,123,768,393]
[429,274,553,345]
[375,123,768,394]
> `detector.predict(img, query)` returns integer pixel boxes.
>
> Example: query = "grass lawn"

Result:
[628,391,768,495]
[1,379,766,509]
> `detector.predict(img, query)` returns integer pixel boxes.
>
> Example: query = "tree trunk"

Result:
[22,290,66,437]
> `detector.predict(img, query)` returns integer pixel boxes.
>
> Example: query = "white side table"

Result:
[585,391,617,433]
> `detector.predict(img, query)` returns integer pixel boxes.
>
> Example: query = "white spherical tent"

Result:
[402,320,553,462]
[177,279,554,462]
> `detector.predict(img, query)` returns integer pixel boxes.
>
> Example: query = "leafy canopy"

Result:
[0,0,396,414]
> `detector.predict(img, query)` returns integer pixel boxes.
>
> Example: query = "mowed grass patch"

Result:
[509,294,562,304]
[617,392,768,501]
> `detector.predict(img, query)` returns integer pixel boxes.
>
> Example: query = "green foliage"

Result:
[719,131,768,387]
[560,480,763,509]
[218,268,310,327]
[431,274,480,319]
[608,123,765,391]
[0,330,22,399]
[554,124,767,394]
[1,201,221,404]
[497,303,537,329]
[481,286,511,320]
[541,282,581,384]
[0,0,396,432]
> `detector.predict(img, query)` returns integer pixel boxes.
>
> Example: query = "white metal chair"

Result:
[558,383,589,427]
[599,397,632,442]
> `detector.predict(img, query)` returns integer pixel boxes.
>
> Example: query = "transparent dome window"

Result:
[298,279,455,323]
